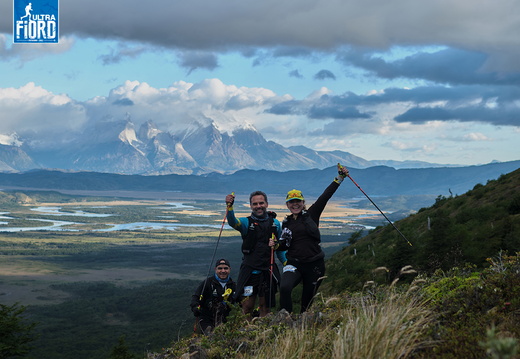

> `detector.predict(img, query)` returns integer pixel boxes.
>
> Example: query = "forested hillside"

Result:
[323,168,520,292]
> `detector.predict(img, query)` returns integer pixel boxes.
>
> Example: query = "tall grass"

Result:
[247,284,434,359]
[331,290,433,358]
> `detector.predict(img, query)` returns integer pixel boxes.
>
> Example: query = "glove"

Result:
[280,227,292,247]
[222,288,233,301]
[225,193,235,209]
[334,163,349,184]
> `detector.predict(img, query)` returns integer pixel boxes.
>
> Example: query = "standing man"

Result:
[190,258,236,335]
[225,191,285,317]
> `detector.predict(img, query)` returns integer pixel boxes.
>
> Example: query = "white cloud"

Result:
[462,132,491,141]
[0,82,87,133]
[82,79,283,134]
[0,133,22,146]
[385,140,438,154]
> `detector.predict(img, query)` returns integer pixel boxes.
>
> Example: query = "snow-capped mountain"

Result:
[0,119,447,175]
[0,144,40,173]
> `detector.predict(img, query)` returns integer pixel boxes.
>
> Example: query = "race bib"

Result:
[243,286,253,297]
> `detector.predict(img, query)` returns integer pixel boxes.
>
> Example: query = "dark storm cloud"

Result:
[178,51,219,74]
[395,105,520,127]
[337,48,520,86]
[376,85,520,108]
[267,85,520,125]
[314,69,336,80]
[267,94,369,120]
[98,44,148,65]
[267,100,302,115]
[289,70,303,79]
[3,0,520,72]
[272,47,313,58]
[308,104,369,119]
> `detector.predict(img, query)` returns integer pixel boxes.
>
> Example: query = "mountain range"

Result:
[1,119,456,175]
[1,161,519,212]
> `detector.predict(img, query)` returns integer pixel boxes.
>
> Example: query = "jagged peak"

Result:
[232,124,266,146]
[118,122,143,149]
[233,122,258,132]
[138,120,162,140]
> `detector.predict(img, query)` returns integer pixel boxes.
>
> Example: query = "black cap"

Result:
[215,258,230,267]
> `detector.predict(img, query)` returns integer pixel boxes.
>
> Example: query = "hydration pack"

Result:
[241,211,277,254]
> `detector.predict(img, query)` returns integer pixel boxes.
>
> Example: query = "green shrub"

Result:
[420,253,520,358]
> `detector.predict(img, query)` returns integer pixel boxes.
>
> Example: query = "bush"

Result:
[421,253,520,358]
[0,303,37,358]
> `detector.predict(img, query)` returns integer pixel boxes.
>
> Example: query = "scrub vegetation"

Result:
[155,253,519,359]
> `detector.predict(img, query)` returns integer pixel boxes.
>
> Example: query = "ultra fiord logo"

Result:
[13,0,59,43]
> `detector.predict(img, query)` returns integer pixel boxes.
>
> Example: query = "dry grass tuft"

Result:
[244,281,435,359]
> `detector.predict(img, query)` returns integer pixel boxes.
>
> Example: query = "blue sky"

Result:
[1,0,519,166]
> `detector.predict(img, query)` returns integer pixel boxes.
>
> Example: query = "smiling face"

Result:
[250,194,268,217]
[286,199,305,215]
[215,264,230,280]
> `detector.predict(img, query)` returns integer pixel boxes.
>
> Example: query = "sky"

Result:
[0,0,519,166]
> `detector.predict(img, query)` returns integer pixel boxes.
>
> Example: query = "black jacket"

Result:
[190,275,236,324]
[279,181,340,263]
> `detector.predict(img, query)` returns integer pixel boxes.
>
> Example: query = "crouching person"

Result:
[190,259,236,335]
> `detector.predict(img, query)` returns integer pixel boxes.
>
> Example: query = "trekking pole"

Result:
[193,318,199,335]
[195,192,234,334]
[203,192,233,280]
[338,164,412,246]
[268,234,275,309]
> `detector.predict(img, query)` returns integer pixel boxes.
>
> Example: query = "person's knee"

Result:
[241,296,255,313]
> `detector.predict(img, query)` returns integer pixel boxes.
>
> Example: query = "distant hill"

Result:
[0,161,518,202]
[323,167,520,293]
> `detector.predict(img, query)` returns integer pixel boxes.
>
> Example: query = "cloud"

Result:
[314,69,336,80]
[112,98,134,106]
[385,140,438,154]
[0,79,290,149]
[394,105,520,126]
[461,132,491,142]
[177,51,219,74]
[336,47,520,86]
[309,117,385,137]
[2,0,520,71]
[98,43,149,65]
[0,82,87,146]
[267,92,368,119]
[266,83,520,127]
[83,79,283,134]
[0,34,75,63]
[289,69,303,78]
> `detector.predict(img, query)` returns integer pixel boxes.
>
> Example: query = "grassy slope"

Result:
[323,168,520,293]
